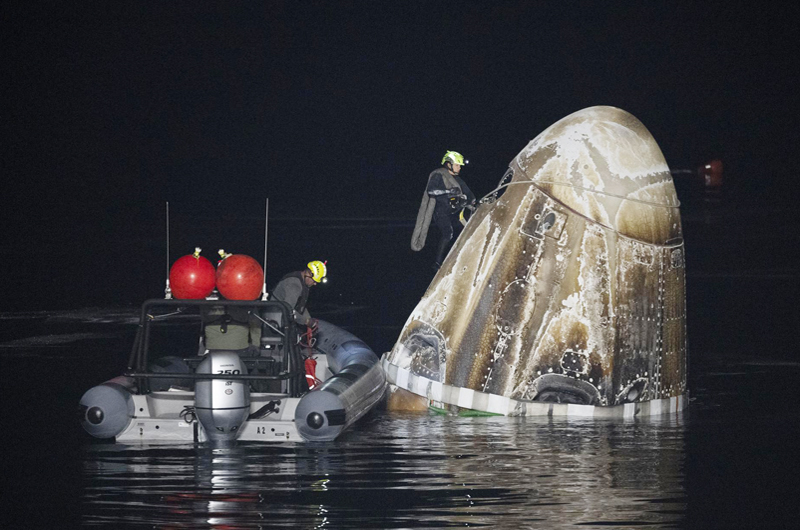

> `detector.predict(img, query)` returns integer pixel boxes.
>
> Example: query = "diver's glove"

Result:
[449,194,468,209]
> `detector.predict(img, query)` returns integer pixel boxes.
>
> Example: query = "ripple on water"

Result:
[81,412,687,529]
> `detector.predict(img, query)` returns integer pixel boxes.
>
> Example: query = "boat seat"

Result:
[259,308,285,352]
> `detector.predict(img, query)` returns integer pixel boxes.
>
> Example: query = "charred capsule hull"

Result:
[386,106,687,415]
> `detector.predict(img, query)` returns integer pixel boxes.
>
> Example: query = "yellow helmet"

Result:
[442,151,468,166]
[307,260,328,283]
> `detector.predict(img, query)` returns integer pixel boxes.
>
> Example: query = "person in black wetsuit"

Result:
[411,151,476,269]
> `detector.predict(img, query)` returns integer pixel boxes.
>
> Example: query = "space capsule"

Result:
[384,106,687,417]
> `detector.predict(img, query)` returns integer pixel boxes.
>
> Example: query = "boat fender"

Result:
[305,357,320,390]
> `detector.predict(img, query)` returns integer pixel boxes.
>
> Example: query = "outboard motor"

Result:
[195,351,250,443]
[79,376,136,439]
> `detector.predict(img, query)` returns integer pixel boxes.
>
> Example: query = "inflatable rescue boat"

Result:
[79,298,386,443]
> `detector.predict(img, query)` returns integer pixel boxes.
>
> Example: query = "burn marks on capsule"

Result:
[399,323,447,383]
[521,208,567,242]
[387,106,687,415]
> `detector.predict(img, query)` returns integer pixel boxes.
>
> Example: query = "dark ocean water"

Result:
[2,197,799,528]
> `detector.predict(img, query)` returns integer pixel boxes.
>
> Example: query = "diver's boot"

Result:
[434,237,450,271]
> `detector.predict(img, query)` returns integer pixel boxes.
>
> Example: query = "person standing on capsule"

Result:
[411,151,476,269]
[270,260,327,332]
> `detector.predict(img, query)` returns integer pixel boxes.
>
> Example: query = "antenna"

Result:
[261,198,269,300]
[164,202,172,299]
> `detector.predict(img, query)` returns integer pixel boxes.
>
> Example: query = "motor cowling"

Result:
[195,351,250,443]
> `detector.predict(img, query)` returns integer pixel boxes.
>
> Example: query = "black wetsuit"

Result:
[426,168,475,266]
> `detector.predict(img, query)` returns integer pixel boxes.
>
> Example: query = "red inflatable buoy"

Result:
[216,254,263,300]
[699,159,724,189]
[169,249,216,299]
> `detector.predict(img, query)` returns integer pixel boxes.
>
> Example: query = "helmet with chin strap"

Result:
[442,151,468,166]
[307,260,328,283]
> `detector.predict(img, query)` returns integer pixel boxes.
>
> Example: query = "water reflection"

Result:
[82,412,685,529]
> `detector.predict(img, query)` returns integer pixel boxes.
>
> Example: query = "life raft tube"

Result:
[295,320,387,441]
[78,376,136,439]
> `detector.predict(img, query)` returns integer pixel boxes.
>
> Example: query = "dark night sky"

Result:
[5,1,797,240]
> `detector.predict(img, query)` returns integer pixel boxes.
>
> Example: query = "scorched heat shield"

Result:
[385,106,687,417]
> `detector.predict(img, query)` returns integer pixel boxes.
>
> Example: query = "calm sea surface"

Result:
[3,203,798,528]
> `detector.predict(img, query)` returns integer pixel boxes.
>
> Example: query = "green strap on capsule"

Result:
[428,404,503,417]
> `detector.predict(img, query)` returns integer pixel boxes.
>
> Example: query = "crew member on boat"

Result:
[270,260,327,332]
